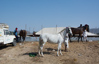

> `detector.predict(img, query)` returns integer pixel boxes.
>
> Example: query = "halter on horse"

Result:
[38,27,72,56]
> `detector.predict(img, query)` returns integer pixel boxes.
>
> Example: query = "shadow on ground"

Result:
[23,52,51,56]
[46,48,65,51]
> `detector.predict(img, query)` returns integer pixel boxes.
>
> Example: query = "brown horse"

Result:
[69,24,89,42]
[19,30,27,42]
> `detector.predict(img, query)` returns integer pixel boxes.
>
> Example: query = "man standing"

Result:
[83,30,88,42]
[14,28,18,42]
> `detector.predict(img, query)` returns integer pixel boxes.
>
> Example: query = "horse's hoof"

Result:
[41,55,44,57]
[37,54,40,57]
[57,55,59,56]
[65,50,68,52]
[66,49,69,52]
[41,56,44,57]
[60,54,63,55]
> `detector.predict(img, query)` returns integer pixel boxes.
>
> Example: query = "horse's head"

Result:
[83,24,89,32]
[67,27,73,36]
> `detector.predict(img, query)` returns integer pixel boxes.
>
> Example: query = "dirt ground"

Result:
[0,41,99,64]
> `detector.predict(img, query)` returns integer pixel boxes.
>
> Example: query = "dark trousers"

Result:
[15,35,18,42]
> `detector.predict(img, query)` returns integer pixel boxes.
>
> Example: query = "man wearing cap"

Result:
[14,28,18,42]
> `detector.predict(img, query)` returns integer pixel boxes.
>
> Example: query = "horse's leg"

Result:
[65,45,67,52]
[78,34,80,42]
[57,43,62,56]
[57,44,59,56]
[22,37,24,41]
[24,37,26,41]
[40,39,46,56]
[40,42,46,56]
[40,45,44,56]
[38,37,42,56]
[80,34,83,42]
[78,36,80,42]
[81,36,82,42]
[69,35,71,42]
[65,38,69,52]
[38,45,41,56]
[65,40,67,52]
[38,42,41,56]
[59,43,62,55]
[20,36,21,42]
[23,37,25,42]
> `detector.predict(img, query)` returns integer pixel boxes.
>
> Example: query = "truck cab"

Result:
[0,23,16,46]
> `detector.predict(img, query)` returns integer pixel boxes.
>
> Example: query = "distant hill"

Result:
[90,28,99,34]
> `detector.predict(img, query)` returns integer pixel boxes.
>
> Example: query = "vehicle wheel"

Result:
[12,39,16,46]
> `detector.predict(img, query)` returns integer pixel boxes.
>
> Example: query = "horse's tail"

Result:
[38,36,41,55]
[38,36,43,49]
[38,35,44,55]
[38,36,41,51]
[38,36,41,48]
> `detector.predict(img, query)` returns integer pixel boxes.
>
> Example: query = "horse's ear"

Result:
[66,27,69,33]
[66,27,69,29]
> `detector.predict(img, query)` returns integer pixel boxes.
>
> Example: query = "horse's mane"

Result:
[59,28,67,39]
[59,28,66,34]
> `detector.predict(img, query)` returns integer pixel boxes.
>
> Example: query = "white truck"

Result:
[0,23,16,46]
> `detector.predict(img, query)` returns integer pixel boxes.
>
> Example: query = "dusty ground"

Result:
[0,41,99,64]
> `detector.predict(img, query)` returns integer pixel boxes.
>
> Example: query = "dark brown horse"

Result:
[19,30,27,42]
[69,24,89,42]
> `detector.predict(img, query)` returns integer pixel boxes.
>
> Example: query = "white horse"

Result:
[38,27,72,56]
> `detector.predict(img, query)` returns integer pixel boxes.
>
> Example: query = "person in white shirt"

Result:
[83,30,88,42]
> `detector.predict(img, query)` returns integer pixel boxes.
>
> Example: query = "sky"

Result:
[0,0,99,32]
